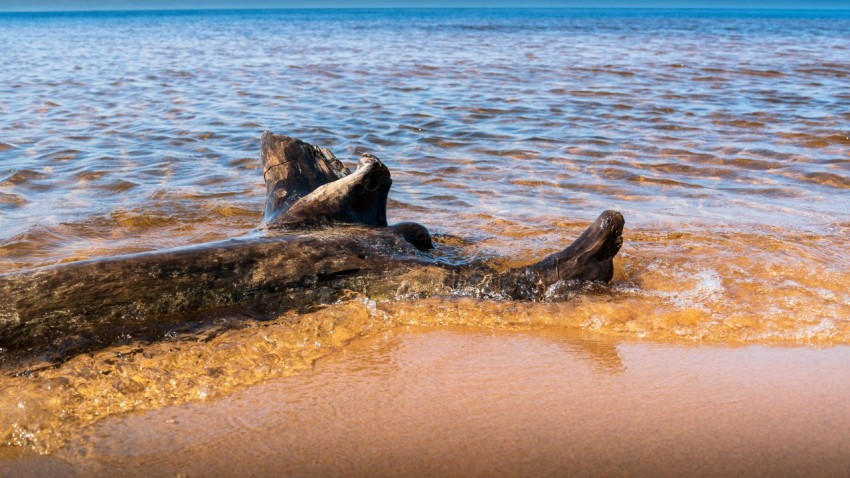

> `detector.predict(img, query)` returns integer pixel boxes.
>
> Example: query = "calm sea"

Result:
[1,9,849,260]
[1,8,850,453]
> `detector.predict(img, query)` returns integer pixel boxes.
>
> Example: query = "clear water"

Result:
[1,8,850,454]
[1,9,849,267]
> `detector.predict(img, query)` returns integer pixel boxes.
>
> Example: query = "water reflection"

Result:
[567,336,625,374]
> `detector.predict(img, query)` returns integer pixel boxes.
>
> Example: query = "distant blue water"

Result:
[0,8,849,269]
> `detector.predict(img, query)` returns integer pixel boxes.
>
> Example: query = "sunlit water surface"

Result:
[1,8,849,454]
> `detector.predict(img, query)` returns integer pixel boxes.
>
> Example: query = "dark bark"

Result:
[0,133,624,364]
[261,133,391,229]
[0,228,431,360]
[492,210,624,299]
[261,133,348,223]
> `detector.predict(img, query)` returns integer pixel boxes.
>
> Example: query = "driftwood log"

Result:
[0,133,624,362]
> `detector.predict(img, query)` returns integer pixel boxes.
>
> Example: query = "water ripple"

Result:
[0,8,847,270]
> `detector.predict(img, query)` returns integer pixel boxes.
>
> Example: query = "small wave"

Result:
[386,198,431,213]
[693,76,727,82]
[725,157,783,171]
[713,119,766,129]
[738,68,785,78]
[649,123,702,132]
[567,148,608,158]
[780,132,850,149]
[718,187,801,198]
[99,180,139,192]
[73,170,107,181]
[550,89,622,98]
[209,204,257,218]
[587,67,635,77]
[597,168,702,188]
[802,172,850,189]
[0,169,48,187]
[227,157,260,170]
[43,149,82,162]
[472,148,539,159]
[509,179,560,188]
[641,161,736,178]
[418,136,467,148]
[0,192,27,208]
[795,66,849,78]
[361,133,399,147]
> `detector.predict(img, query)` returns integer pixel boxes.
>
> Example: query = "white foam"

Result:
[794,318,838,340]
[655,268,725,312]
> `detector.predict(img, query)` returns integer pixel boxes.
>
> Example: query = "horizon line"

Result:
[2,5,850,13]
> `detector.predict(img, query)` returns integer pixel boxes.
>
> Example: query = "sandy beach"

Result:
[5,326,850,477]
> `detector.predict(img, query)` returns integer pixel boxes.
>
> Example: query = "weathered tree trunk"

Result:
[0,133,624,363]
[260,133,391,230]
[260,133,349,223]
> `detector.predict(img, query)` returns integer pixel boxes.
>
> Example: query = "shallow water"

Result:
[1,8,849,455]
[1,9,849,257]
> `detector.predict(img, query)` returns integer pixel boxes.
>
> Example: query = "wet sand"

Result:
[5,326,850,477]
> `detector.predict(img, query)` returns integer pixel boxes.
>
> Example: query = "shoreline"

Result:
[5,326,850,477]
